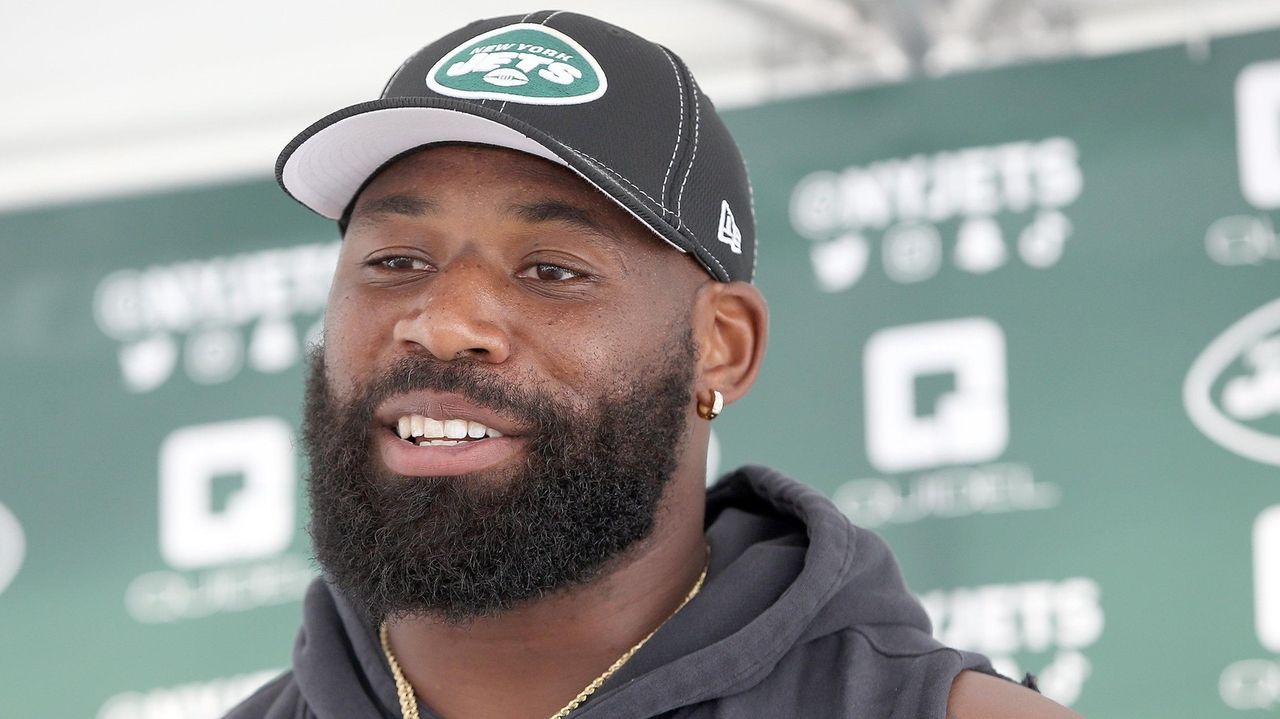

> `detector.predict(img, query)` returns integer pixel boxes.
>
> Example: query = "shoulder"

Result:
[222,671,301,719]
[947,670,1082,719]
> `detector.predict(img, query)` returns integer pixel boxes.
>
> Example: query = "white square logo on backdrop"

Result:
[864,317,1008,473]
[1238,59,1280,209]
[158,417,295,570]
[1257,506,1280,652]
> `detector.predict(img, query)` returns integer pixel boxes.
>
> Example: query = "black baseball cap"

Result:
[276,10,756,283]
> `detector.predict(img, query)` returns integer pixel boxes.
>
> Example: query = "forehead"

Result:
[353,144,631,223]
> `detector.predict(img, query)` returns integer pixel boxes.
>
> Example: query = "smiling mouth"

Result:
[393,414,508,447]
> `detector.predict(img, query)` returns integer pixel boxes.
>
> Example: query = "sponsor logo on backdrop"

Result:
[920,577,1103,706]
[1207,60,1280,267]
[788,138,1082,291]
[426,24,607,105]
[97,668,282,719]
[836,318,1059,527]
[864,318,1008,472]
[93,242,338,393]
[1237,59,1280,210]
[125,418,313,624]
[1219,505,1280,711]
[159,418,295,569]
[1184,298,1280,467]
[0,501,25,596]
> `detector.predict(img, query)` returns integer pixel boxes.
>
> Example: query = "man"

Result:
[229,10,1079,719]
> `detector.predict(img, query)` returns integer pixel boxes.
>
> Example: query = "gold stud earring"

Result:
[697,389,724,420]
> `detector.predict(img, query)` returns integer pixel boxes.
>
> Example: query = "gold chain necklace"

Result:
[379,552,709,719]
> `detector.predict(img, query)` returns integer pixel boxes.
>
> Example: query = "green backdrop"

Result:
[2,28,1278,719]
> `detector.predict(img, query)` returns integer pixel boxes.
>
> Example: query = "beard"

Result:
[302,328,696,624]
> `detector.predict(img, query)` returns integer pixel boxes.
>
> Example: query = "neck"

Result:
[382,473,708,719]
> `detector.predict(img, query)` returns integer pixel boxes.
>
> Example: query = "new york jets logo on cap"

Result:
[426,23,608,105]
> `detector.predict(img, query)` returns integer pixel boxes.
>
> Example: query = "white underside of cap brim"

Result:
[281,107,569,219]
[280,105,687,257]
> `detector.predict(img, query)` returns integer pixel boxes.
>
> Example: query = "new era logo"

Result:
[718,200,743,254]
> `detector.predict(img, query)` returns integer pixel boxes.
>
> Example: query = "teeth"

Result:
[423,418,444,439]
[395,414,506,442]
[444,419,469,439]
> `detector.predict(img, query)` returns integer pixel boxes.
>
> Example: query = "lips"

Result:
[373,391,530,476]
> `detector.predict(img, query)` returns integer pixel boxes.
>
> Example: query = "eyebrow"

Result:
[356,193,436,219]
[509,200,620,242]
[349,193,625,254]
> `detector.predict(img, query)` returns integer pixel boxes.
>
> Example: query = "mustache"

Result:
[330,350,559,432]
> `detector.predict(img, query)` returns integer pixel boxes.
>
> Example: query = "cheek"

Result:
[505,311,624,411]
[320,280,389,401]
[549,305,682,395]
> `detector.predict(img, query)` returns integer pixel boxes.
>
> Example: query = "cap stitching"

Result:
[674,76,732,282]
[497,11,540,114]
[498,11,570,116]
[675,74,702,217]
[562,146,670,214]
[561,143,729,280]
[698,237,730,278]
[658,48,685,205]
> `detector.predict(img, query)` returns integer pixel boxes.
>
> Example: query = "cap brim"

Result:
[276,98,693,260]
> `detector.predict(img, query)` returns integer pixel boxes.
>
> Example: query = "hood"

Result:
[574,464,941,716]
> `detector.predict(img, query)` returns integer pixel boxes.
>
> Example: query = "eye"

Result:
[370,255,432,271]
[519,263,583,282]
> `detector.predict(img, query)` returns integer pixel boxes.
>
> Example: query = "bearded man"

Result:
[227,10,1079,719]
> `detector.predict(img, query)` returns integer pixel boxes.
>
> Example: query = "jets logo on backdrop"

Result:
[427,24,607,105]
[1184,298,1280,466]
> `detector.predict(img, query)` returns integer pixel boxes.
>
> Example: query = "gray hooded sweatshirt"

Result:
[226,465,997,718]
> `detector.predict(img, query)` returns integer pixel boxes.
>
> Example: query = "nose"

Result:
[392,260,511,363]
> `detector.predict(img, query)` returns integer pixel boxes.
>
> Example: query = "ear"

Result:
[691,280,768,407]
